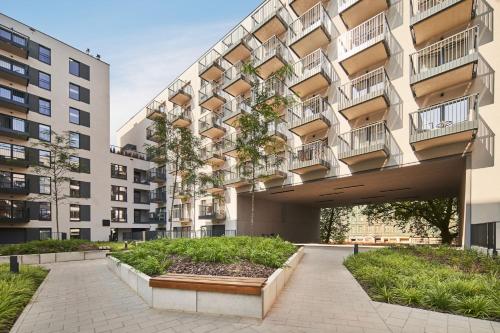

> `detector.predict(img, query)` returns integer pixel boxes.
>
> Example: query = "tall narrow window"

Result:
[70,204,80,221]
[69,108,80,124]
[38,72,51,90]
[69,58,80,76]
[39,150,51,167]
[39,98,51,116]
[38,124,51,142]
[69,132,80,148]
[70,180,80,197]
[39,202,51,221]
[39,46,51,64]
[39,176,51,194]
[69,83,79,100]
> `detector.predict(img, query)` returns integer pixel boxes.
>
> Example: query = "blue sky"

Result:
[0,0,261,143]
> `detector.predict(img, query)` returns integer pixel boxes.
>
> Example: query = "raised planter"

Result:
[0,250,109,265]
[106,247,304,318]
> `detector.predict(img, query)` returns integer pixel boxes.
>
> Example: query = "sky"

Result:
[0,0,262,143]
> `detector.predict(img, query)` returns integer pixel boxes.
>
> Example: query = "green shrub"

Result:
[0,239,97,256]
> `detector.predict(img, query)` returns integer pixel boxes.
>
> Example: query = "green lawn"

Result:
[0,265,48,332]
[112,236,297,276]
[0,240,128,256]
[344,247,500,320]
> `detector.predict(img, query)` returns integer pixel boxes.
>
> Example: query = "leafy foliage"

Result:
[344,247,500,320]
[0,240,130,255]
[319,207,354,244]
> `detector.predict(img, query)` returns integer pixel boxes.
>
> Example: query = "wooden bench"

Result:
[149,274,267,296]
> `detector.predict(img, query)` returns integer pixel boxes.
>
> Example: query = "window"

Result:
[69,132,80,148]
[111,164,127,180]
[39,46,51,64]
[70,204,80,221]
[111,185,127,202]
[69,156,80,171]
[111,207,127,223]
[38,98,51,116]
[39,150,50,167]
[134,169,148,184]
[70,180,80,197]
[39,176,51,194]
[69,108,80,124]
[39,202,51,221]
[70,228,81,239]
[12,118,26,133]
[38,72,51,90]
[38,124,51,142]
[69,83,79,100]
[69,58,80,76]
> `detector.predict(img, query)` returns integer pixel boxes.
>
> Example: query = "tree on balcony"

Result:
[236,62,293,235]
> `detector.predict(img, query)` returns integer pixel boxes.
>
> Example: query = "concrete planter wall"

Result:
[106,247,304,318]
[0,250,109,265]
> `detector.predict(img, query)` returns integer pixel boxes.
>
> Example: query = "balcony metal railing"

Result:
[222,132,238,153]
[0,115,28,136]
[150,188,167,203]
[288,3,333,46]
[166,106,192,124]
[409,26,478,82]
[170,205,191,221]
[200,142,224,161]
[410,0,472,17]
[252,76,288,104]
[0,85,29,107]
[252,35,292,73]
[289,140,331,170]
[110,145,148,160]
[256,154,287,178]
[287,95,332,129]
[199,111,224,133]
[267,120,289,140]
[146,124,161,141]
[146,100,165,119]
[0,174,28,194]
[199,80,228,104]
[168,79,193,101]
[409,94,478,141]
[289,49,335,87]
[0,25,28,50]
[338,67,392,111]
[0,55,29,77]
[251,0,291,32]
[147,168,167,182]
[222,61,252,90]
[223,96,252,121]
[338,12,389,61]
[222,25,259,56]
[223,167,249,185]
[338,121,390,159]
[337,0,360,13]
[198,49,228,76]
[198,204,225,219]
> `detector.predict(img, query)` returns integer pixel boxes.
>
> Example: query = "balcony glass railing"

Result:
[150,188,167,202]
[223,97,252,120]
[223,167,249,185]
[252,76,288,104]
[0,86,28,106]
[146,100,165,118]
[289,140,331,169]
[0,56,28,76]
[0,200,29,222]
[0,115,28,135]
[0,173,28,192]
[166,106,192,124]
[222,132,238,152]
[198,49,228,76]
[338,121,390,158]
[222,25,259,55]
[0,143,27,164]
[222,61,251,88]
[256,154,287,177]
[147,168,166,182]
[170,205,191,220]
[251,0,291,31]
[168,79,193,100]
[199,112,224,133]
[287,95,332,128]
[0,26,28,48]
[289,49,335,87]
[288,3,332,45]
[199,81,228,104]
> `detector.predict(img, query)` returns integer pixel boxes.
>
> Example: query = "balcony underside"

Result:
[259,170,287,182]
[0,99,29,114]
[340,41,389,76]
[205,186,224,194]
[171,118,191,128]
[200,95,226,112]
[289,116,330,137]
[411,0,474,45]
[289,160,329,175]
[169,91,191,106]
[0,41,28,58]
[200,126,225,139]
[223,112,244,128]
[0,69,28,86]
[0,158,29,168]
[253,15,288,43]
[204,155,225,167]
[147,110,165,121]
[339,144,389,166]
[290,0,324,16]
[411,122,477,151]
[290,72,331,99]
[223,77,252,97]
[339,0,389,29]
[223,41,252,65]
[289,25,331,59]
[200,64,224,82]
[256,55,286,80]
[223,147,238,158]
[410,57,477,97]
[340,94,389,120]
[224,179,249,188]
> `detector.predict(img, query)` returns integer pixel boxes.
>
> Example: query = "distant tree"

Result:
[362,197,458,244]
[320,207,354,244]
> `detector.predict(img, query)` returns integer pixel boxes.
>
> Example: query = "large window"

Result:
[38,124,51,142]
[39,98,51,116]
[69,58,80,76]
[39,45,51,64]
[111,207,127,223]
[0,143,25,161]
[70,204,80,221]
[39,202,51,221]
[39,176,51,194]
[39,150,50,167]
[69,108,80,124]
[111,164,127,180]
[70,180,80,198]
[38,72,51,90]
[111,185,127,202]
[69,132,80,148]
[69,83,80,100]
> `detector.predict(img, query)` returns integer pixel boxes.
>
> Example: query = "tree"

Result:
[362,197,459,244]
[32,130,78,236]
[320,207,354,244]
[236,62,293,235]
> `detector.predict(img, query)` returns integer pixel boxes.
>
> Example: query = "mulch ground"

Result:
[165,256,275,278]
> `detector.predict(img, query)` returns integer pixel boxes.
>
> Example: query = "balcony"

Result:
[170,205,192,223]
[338,13,390,76]
[0,201,29,223]
[409,94,478,151]
[409,26,478,98]
[222,25,258,65]
[147,168,167,183]
[0,85,29,113]
[288,3,333,58]
[289,140,331,174]
[289,49,335,99]
[0,25,28,58]
[0,55,29,86]
[0,115,29,140]
[251,0,291,43]
[223,167,250,188]
[167,106,192,128]
[146,100,166,121]
[134,190,150,205]
[290,0,329,16]
[134,210,151,224]
[222,97,252,128]
[338,121,391,165]
[146,124,162,143]
[0,175,29,195]
[150,188,167,204]
[200,142,225,167]
[338,67,392,120]
[221,133,239,158]
[199,112,226,139]
[149,211,166,224]
[0,143,30,168]
[147,147,166,164]
[337,0,389,29]
[410,0,476,45]
[198,49,228,81]
[287,95,332,137]
[252,36,292,80]
[252,77,288,116]
[257,155,287,181]
[168,79,193,106]
[199,81,227,112]
[202,170,225,194]
[198,204,226,220]
[222,62,252,98]
[266,120,289,153]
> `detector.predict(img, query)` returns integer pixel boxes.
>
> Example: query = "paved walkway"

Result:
[11,247,499,333]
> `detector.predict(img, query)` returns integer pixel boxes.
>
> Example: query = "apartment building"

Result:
[114,0,499,249]
[0,13,111,243]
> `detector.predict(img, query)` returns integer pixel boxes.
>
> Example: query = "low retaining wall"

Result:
[0,250,109,265]
[106,247,304,318]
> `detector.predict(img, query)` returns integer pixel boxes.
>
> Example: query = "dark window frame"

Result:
[38,98,51,116]
[38,45,51,65]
